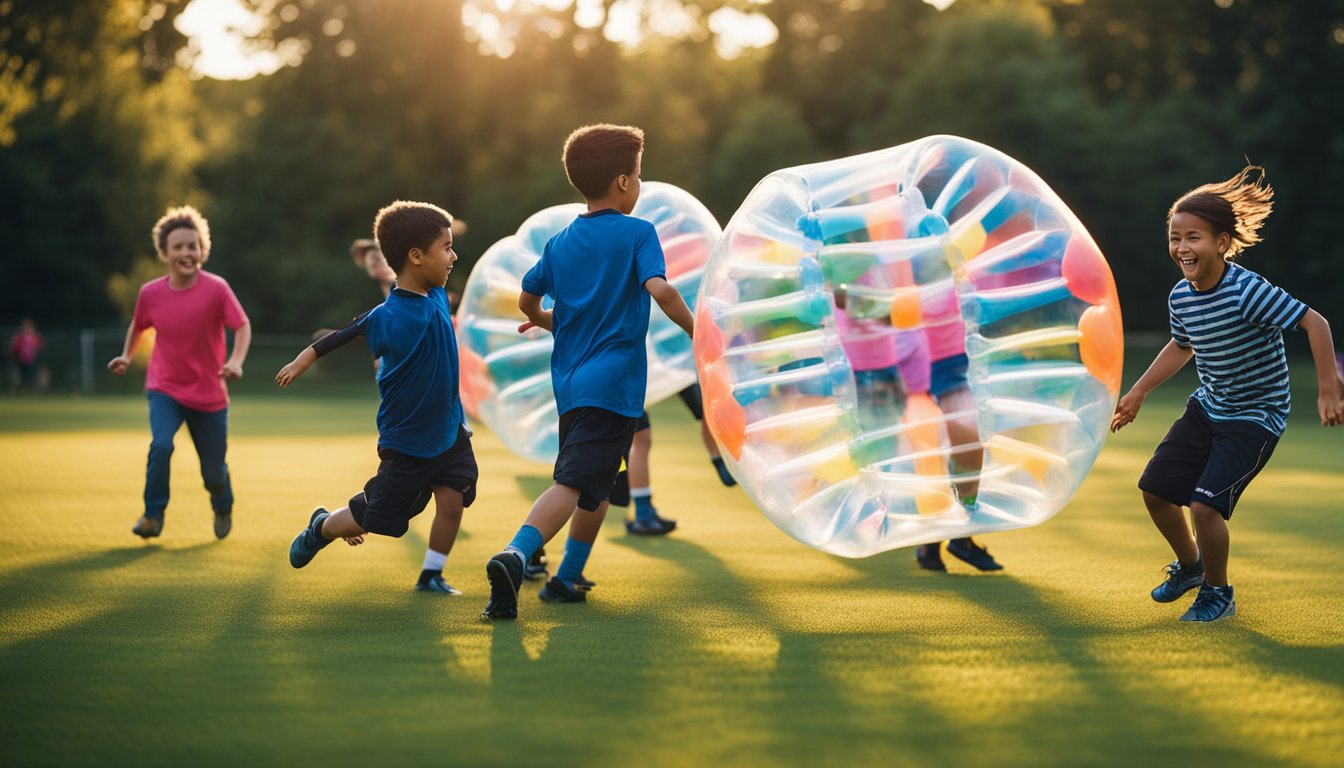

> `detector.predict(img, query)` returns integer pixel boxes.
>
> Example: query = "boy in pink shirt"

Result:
[108,206,251,540]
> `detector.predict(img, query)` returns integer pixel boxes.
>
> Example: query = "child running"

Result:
[280,201,478,595]
[1111,165,1343,622]
[108,206,251,541]
[482,124,694,619]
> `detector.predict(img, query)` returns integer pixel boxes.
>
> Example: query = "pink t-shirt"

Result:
[922,281,967,362]
[133,271,248,411]
[835,307,898,372]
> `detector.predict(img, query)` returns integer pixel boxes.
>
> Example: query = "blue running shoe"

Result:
[415,574,462,595]
[626,514,676,536]
[289,508,331,569]
[482,550,525,620]
[1151,559,1204,603]
[914,543,946,571]
[947,537,1003,571]
[1179,584,1236,622]
[538,577,588,604]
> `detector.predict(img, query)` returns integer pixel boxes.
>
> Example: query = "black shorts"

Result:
[1138,400,1278,520]
[677,384,705,420]
[554,407,640,512]
[350,426,478,536]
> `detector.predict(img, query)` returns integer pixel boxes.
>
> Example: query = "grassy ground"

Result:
[0,383,1341,767]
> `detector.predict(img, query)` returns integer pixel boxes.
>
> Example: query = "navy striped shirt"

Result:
[1169,262,1307,435]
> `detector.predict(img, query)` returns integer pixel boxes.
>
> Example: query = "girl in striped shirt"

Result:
[1110,166,1343,622]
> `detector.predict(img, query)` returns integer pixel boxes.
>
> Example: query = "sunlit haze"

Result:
[177,0,954,79]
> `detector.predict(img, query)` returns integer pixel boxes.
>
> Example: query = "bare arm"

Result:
[220,322,251,380]
[276,346,317,388]
[106,323,142,376]
[646,277,694,339]
[518,291,553,333]
[1110,339,1194,432]
[1298,308,1344,426]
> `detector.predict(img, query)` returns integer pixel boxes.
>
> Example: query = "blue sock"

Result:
[555,537,593,583]
[506,525,544,564]
[633,490,655,522]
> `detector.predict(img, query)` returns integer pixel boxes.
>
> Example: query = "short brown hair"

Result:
[152,205,211,256]
[372,201,453,273]
[562,123,644,200]
[1169,165,1273,258]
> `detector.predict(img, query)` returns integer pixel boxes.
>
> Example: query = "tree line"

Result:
[2,0,1340,335]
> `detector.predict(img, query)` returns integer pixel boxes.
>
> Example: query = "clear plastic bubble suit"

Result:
[694,135,1123,557]
[458,181,720,463]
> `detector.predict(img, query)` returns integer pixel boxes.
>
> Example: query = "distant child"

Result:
[1111,166,1343,622]
[9,317,46,393]
[280,201,478,596]
[107,206,251,540]
[482,124,694,619]
[352,237,396,297]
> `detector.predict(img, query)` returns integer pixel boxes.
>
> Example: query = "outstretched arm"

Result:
[1111,339,1194,432]
[1299,308,1344,426]
[645,277,694,339]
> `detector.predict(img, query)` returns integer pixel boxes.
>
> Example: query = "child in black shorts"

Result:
[279,201,480,595]
[1111,166,1343,622]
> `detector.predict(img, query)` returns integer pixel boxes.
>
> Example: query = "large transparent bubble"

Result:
[694,135,1122,557]
[458,181,721,463]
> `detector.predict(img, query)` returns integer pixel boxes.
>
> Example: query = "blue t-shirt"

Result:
[356,287,465,457]
[520,209,666,418]
[1168,261,1307,436]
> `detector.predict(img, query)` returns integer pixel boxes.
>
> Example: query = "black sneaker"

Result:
[132,516,163,539]
[573,574,596,590]
[415,574,462,595]
[482,550,525,620]
[626,514,676,536]
[524,547,549,581]
[946,537,1004,571]
[914,543,945,571]
[1179,584,1236,622]
[1151,559,1205,603]
[538,577,588,603]
[289,508,331,569]
[213,511,232,540]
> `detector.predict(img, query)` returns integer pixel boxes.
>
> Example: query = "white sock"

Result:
[631,487,652,499]
[422,549,447,571]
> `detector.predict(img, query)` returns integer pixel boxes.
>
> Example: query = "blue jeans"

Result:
[144,391,232,519]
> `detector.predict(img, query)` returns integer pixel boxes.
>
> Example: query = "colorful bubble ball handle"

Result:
[457,182,722,464]
[694,135,1121,557]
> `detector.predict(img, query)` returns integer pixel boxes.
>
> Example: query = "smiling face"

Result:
[404,226,457,293]
[1169,211,1230,291]
[159,226,206,284]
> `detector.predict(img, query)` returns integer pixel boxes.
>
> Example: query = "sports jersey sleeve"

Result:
[131,284,153,334]
[633,220,666,285]
[521,245,552,298]
[312,309,372,358]
[1240,277,1307,331]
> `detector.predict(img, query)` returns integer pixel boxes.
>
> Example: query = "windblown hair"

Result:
[562,123,644,200]
[1169,165,1274,258]
[152,205,212,258]
[372,201,453,273]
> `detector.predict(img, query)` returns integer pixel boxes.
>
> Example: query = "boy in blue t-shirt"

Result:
[1111,166,1343,622]
[482,124,695,620]
[278,201,480,595]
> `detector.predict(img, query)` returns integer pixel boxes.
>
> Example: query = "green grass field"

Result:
[1,384,1341,767]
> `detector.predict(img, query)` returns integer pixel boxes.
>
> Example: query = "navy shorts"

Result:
[1138,400,1278,520]
[677,384,705,420]
[929,353,969,398]
[350,426,478,536]
[555,407,640,512]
